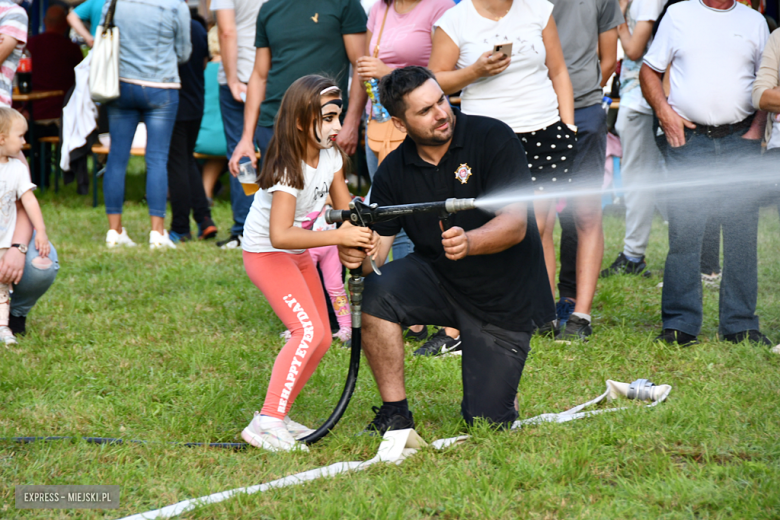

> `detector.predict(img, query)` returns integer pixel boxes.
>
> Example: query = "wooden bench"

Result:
[91,147,257,160]
[91,144,145,156]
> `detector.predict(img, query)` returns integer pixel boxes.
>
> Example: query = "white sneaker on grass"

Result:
[241,412,309,452]
[106,228,136,248]
[284,415,315,440]
[149,230,177,249]
[0,326,16,345]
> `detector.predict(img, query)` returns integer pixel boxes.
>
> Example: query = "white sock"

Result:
[258,415,285,429]
[571,312,591,323]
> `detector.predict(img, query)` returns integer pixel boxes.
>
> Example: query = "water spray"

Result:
[473,164,777,213]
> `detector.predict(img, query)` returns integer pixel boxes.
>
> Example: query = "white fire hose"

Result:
[116,379,671,520]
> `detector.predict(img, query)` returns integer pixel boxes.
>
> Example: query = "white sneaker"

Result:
[0,326,16,345]
[241,412,309,452]
[217,234,242,250]
[106,228,137,248]
[284,415,316,440]
[149,230,177,249]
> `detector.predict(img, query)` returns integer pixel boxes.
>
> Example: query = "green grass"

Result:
[1,162,780,519]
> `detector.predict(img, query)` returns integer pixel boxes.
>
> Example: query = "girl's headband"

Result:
[320,86,340,96]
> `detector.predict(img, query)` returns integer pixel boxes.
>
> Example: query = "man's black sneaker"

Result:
[9,314,25,336]
[535,320,558,338]
[654,329,699,347]
[216,234,242,249]
[555,315,592,343]
[723,330,772,347]
[413,328,462,356]
[404,326,429,342]
[600,252,651,278]
[364,405,414,435]
[556,297,576,329]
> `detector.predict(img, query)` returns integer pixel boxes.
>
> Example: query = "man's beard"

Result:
[406,112,455,147]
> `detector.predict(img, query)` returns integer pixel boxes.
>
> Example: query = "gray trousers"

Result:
[614,107,664,258]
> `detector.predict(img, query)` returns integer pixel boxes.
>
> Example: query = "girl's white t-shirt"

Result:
[433,0,560,133]
[242,147,342,254]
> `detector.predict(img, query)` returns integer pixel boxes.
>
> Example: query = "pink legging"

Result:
[243,250,332,419]
[308,245,350,330]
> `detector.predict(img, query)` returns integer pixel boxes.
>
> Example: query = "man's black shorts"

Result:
[363,254,530,427]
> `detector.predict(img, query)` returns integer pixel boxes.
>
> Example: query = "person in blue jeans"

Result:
[640,0,769,347]
[100,0,191,250]
[211,0,266,250]
[217,86,270,248]
[0,212,59,337]
[9,233,59,336]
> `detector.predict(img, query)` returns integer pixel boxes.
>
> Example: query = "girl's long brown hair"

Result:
[258,75,345,190]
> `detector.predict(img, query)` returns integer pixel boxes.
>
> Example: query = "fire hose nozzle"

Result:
[445,198,476,214]
[324,198,477,226]
[324,208,350,224]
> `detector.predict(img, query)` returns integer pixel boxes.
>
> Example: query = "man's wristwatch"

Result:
[11,243,27,254]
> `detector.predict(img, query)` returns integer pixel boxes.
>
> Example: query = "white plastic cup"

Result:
[238,162,259,196]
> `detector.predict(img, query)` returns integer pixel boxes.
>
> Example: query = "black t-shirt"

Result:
[176,20,208,122]
[371,109,555,332]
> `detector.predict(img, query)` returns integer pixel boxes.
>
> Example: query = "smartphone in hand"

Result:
[492,42,513,58]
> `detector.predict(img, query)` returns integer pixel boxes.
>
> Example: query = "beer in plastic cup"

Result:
[238,162,259,196]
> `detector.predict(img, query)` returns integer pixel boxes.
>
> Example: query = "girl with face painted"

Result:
[240,75,379,452]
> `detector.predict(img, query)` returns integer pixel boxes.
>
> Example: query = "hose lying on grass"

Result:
[104,379,671,520]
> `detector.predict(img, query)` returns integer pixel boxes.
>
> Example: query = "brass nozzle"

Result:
[444,198,476,214]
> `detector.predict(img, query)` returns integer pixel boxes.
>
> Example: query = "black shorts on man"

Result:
[363,254,530,426]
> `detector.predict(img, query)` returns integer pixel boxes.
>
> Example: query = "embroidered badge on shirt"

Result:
[455,164,472,185]
[311,13,319,23]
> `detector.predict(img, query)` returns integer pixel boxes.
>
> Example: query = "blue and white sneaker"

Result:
[556,297,576,329]
[167,230,192,243]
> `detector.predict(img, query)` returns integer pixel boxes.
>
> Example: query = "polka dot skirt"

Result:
[516,121,578,191]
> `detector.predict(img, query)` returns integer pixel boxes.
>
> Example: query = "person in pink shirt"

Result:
[356,0,455,349]
[357,0,455,182]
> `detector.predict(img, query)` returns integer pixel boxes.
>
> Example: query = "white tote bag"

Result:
[89,0,120,103]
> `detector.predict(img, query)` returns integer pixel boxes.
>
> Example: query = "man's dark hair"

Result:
[378,66,436,120]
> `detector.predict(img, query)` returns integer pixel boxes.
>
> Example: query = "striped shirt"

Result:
[0,1,27,107]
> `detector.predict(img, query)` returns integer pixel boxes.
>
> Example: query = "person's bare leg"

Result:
[534,197,557,296]
[362,313,406,401]
[545,204,557,294]
[150,215,165,234]
[573,194,604,315]
[108,214,122,232]
[408,325,424,334]
[444,327,459,338]
[202,158,225,199]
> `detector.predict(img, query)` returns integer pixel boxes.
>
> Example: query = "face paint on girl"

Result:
[313,97,343,149]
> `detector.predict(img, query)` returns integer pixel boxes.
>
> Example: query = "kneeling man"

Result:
[339,67,555,433]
